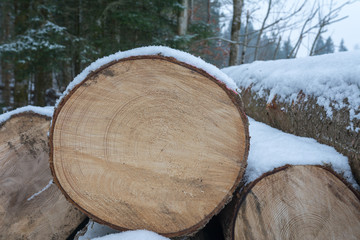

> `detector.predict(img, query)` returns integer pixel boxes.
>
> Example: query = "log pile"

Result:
[0,112,86,239]
[2,48,360,239]
[237,87,360,185]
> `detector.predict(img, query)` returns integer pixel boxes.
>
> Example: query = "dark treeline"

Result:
[0,0,224,110]
[0,0,349,111]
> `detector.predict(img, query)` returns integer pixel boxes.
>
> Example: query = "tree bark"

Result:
[177,0,189,36]
[0,112,86,239]
[240,10,250,65]
[49,55,249,238]
[237,86,360,184]
[229,0,243,66]
[220,165,360,240]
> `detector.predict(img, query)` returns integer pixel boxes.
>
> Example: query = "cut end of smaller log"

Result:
[0,112,85,239]
[226,165,360,240]
[50,55,249,237]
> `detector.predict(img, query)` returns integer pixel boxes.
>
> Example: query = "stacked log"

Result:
[238,88,360,184]
[0,112,86,239]
[220,165,360,240]
[49,54,250,237]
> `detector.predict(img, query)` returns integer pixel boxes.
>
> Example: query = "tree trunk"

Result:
[0,3,12,107]
[220,165,360,240]
[240,11,250,65]
[50,55,249,238]
[1,60,11,107]
[178,0,189,36]
[229,0,243,66]
[0,112,86,239]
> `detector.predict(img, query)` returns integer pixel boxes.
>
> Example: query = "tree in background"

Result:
[339,39,348,52]
[225,0,355,65]
[0,0,219,111]
[324,36,335,54]
[313,35,326,55]
[313,35,335,55]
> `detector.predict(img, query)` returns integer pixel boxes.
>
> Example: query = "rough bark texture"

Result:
[240,86,360,184]
[177,0,189,36]
[50,55,249,237]
[0,113,86,239]
[220,165,360,240]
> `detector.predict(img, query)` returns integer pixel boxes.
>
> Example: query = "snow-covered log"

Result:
[223,51,360,184]
[220,165,360,240]
[0,108,86,239]
[49,47,249,237]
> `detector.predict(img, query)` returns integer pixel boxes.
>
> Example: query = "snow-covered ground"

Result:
[223,51,360,131]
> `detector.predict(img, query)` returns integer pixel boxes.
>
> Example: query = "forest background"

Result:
[0,0,355,111]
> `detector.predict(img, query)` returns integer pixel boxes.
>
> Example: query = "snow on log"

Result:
[220,165,360,240]
[0,109,86,239]
[49,47,249,237]
[223,51,360,184]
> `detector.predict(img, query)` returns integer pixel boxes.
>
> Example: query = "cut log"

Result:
[0,112,86,239]
[221,165,360,240]
[50,55,249,237]
[222,57,360,184]
[238,87,360,184]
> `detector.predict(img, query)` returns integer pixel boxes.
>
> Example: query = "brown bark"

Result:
[49,55,249,237]
[0,112,86,239]
[239,86,360,184]
[220,165,360,240]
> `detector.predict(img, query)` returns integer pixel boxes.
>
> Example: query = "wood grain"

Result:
[50,56,249,237]
[0,113,86,239]
[232,165,360,240]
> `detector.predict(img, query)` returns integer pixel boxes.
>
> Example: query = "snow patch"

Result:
[27,179,53,201]
[78,221,120,240]
[0,105,54,125]
[77,221,169,240]
[246,117,359,190]
[222,51,360,125]
[56,46,237,108]
[91,230,169,240]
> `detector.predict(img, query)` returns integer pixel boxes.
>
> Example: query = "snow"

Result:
[78,221,168,240]
[222,51,360,130]
[246,117,359,190]
[27,179,53,201]
[0,105,54,125]
[55,46,238,108]
[91,230,169,240]
[78,221,120,240]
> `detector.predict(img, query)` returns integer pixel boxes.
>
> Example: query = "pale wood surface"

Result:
[0,113,86,239]
[51,56,249,237]
[234,165,360,240]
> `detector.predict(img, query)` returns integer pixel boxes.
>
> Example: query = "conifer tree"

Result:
[313,35,326,55]
[339,39,348,52]
[324,36,335,54]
